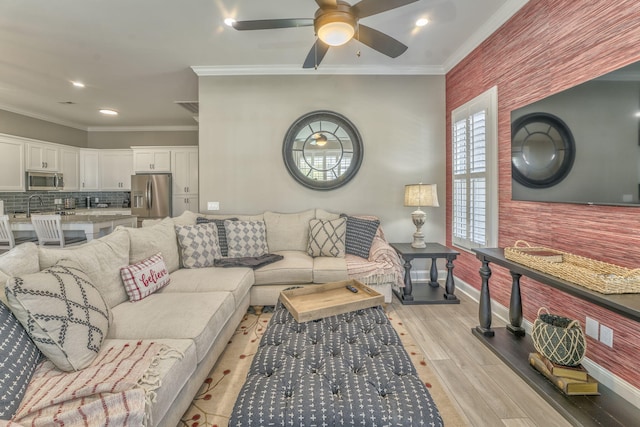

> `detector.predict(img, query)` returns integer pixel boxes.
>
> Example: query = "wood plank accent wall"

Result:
[446,0,640,389]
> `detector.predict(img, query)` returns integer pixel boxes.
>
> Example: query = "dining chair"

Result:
[30,214,87,248]
[0,215,38,252]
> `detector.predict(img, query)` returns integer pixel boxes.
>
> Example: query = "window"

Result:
[451,86,498,250]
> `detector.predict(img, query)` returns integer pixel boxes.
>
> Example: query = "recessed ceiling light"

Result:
[71,81,85,88]
[99,109,118,116]
[224,18,236,27]
[635,111,640,117]
[416,18,429,27]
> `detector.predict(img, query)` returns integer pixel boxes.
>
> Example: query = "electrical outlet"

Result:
[207,201,220,211]
[585,317,599,339]
[600,324,614,347]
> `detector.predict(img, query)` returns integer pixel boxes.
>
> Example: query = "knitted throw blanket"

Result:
[346,233,404,288]
[7,341,179,427]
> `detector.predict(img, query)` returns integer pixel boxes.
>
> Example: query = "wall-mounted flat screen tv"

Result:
[511,61,640,206]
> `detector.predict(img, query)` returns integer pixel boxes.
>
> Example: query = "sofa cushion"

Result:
[315,208,341,220]
[307,217,346,258]
[0,300,41,420]
[0,242,40,306]
[161,267,254,309]
[263,210,315,252]
[196,217,238,257]
[225,220,269,258]
[5,260,110,372]
[121,217,180,273]
[175,223,222,268]
[120,252,171,302]
[253,250,313,285]
[201,213,264,221]
[312,256,349,283]
[39,228,131,308]
[342,215,380,259]
[108,291,235,363]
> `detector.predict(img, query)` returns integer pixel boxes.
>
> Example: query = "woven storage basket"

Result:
[531,307,586,366]
[505,240,640,294]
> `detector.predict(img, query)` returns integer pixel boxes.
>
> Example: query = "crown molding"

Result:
[87,125,199,132]
[443,0,529,73]
[192,64,445,76]
[0,103,87,131]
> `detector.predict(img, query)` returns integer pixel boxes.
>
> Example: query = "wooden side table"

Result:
[390,242,460,305]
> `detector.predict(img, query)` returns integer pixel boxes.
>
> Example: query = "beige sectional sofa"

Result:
[0,208,402,426]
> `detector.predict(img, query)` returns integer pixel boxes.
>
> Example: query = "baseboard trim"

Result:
[454,277,640,410]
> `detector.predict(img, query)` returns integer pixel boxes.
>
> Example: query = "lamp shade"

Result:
[404,184,439,208]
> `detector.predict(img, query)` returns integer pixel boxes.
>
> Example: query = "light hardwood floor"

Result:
[392,291,574,427]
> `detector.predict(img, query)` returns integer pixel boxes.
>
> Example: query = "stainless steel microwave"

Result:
[26,171,64,191]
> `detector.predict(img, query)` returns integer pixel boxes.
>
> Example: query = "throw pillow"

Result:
[341,215,380,259]
[0,300,41,420]
[120,253,171,301]
[5,259,110,372]
[118,217,180,273]
[225,220,269,258]
[175,223,222,268]
[196,217,238,257]
[307,218,346,257]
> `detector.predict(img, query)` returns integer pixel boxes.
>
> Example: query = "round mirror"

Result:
[511,112,575,188]
[283,110,363,190]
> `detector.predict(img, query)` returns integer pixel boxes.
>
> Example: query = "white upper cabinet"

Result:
[171,148,198,195]
[172,194,198,217]
[100,150,133,190]
[60,147,80,191]
[79,149,100,191]
[133,149,171,172]
[0,135,25,191]
[26,141,59,171]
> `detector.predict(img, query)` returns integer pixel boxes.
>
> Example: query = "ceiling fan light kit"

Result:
[231,0,418,68]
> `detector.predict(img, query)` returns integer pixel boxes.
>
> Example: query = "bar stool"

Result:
[0,215,37,252]
[30,214,87,248]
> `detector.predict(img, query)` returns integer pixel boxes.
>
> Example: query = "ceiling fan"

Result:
[231,0,420,69]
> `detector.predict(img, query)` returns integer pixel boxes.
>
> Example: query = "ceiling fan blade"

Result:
[232,18,313,31]
[315,0,338,8]
[351,0,419,18]
[354,24,408,58]
[303,40,330,69]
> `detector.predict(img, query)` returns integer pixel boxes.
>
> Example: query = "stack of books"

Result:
[529,352,599,395]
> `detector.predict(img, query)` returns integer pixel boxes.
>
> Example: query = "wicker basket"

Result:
[531,308,586,366]
[505,240,640,294]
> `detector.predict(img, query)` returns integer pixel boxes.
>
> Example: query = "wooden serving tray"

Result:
[279,279,384,323]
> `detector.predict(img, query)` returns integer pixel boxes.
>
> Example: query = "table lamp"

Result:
[404,183,439,248]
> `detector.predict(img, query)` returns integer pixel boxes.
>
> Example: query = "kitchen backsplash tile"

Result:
[0,191,130,213]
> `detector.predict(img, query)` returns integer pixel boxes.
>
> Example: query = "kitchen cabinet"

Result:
[100,150,133,190]
[26,141,59,171]
[60,147,80,191]
[79,149,100,191]
[173,194,198,217]
[171,148,198,195]
[133,149,171,172]
[0,135,25,191]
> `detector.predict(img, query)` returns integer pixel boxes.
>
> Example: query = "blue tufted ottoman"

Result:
[229,302,444,426]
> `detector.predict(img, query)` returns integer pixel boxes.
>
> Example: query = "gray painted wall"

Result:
[88,130,198,149]
[0,109,87,147]
[198,74,446,244]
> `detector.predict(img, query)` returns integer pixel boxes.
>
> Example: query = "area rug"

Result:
[180,306,466,427]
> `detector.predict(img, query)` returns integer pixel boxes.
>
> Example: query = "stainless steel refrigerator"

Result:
[131,174,172,227]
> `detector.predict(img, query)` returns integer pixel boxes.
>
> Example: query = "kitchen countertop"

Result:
[10,214,136,224]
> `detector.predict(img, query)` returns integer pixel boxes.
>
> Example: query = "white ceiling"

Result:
[0,0,527,130]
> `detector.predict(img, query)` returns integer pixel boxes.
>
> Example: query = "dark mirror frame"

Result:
[282,110,364,191]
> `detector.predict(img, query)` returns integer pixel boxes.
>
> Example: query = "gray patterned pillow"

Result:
[0,300,41,420]
[4,259,110,372]
[225,220,269,258]
[307,218,346,257]
[342,215,380,259]
[175,223,222,268]
[196,217,238,257]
